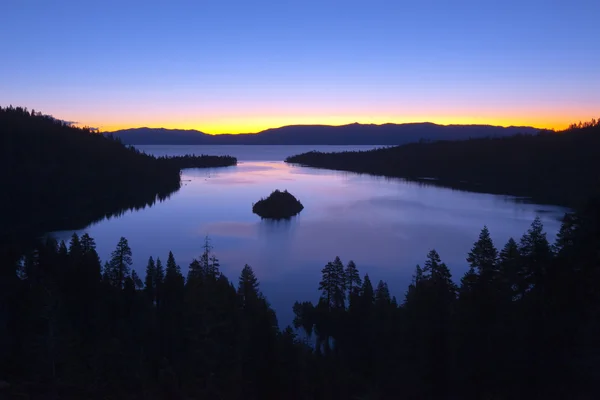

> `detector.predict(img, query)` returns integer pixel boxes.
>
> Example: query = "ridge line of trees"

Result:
[285,118,600,208]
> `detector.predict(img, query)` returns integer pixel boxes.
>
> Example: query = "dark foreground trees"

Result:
[0,235,309,399]
[2,201,600,398]
[292,201,600,399]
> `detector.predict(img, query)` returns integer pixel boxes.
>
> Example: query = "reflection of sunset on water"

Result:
[55,148,567,326]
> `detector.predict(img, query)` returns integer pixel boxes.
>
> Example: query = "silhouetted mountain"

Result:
[108,127,215,144]
[108,123,545,145]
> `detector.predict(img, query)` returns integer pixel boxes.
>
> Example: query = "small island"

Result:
[252,190,304,219]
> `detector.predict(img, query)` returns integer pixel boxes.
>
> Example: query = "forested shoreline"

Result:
[1,200,600,399]
[285,120,600,208]
[0,106,236,244]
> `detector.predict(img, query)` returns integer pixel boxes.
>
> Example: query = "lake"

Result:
[54,145,567,326]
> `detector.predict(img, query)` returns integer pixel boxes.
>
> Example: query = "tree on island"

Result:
[252,189,304,219]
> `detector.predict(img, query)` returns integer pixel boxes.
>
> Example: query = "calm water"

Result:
[54,145,567,326]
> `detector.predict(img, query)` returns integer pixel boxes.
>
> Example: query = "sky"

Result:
[1,0,599,133]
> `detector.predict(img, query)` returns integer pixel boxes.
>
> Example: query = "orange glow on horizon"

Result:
[90,114,581,134]
[41,97,597,134]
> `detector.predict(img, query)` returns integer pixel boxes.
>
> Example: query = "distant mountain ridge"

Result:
[107,122,546,145]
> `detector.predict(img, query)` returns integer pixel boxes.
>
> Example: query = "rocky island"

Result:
[252,189,304,219]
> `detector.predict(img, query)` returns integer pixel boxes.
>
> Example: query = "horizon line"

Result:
[103,120,556,135]
[3,104,579,134]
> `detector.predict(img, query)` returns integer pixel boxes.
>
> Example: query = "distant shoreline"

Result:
[284,122,600,209]
[109,123,544,146]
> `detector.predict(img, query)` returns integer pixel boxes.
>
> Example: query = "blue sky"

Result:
[1,0,598,132]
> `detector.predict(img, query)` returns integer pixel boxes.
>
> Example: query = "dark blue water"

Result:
[53,145,567,327]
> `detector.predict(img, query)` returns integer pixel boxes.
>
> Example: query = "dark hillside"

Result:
[0,107,223,242]
[286,119,600,207]
[0,107,237,241]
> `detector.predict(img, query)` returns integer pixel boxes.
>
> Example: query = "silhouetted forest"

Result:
[157,154,237,169]
[2,200,600,399]
[252,189,304,219]
[0,106,236,245]
[286,119,600,208]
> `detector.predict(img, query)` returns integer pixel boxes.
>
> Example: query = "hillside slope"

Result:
[0,107,181,238]
[286,120,600,207]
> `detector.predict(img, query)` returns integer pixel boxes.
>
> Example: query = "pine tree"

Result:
[360,274,374,307]
[458,267,478,300]
[238,264,261,306]
[165,253,182,285]
[80,233,96,254]
[144,256,156,303]
[76,233,101,282]
[467,226,498,278]
[199,236,214,277]
[499,238,520,299]
[414,264,423,282]
[374,280,391,305]
[68,233,82,257]
[423,249,457,304]
[107,237,133,288]
[187,259,202,282]
[155,257,165,284]
[407,250,456,396]
[553,213,578,256]
[131,270,143,290]
[499,238,519,267]
[462,226,501,339]
[235,264,278,399]
[319,261,335,308]
[344,260,361,298]
[166,251,180,277]
[163,253,184,308]
[404,265,423,305]
[519,217,551,260]
[209,254,221,277]
[318,257,346,310]
[424,250,455,288]
[155,257,165,308]
[519,217,551,290]
[332,256,346,308]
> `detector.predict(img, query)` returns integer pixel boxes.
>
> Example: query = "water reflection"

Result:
[52,146,568,327]
[258,217,298,236]
[257,218,298,250]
